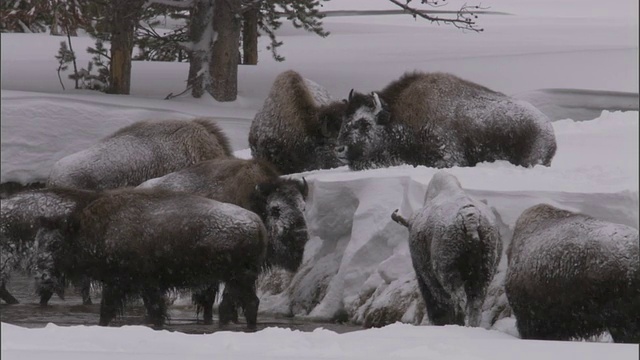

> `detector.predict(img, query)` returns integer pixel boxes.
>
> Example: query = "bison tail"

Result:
[458,204,481,242]
[391,209,410,228]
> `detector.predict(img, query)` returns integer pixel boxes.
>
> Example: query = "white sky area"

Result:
[1,0,638,359]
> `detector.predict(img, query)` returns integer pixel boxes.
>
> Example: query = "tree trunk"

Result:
[50,6,61,36]
[210,0,241,101]
[242,9,258,65]
[187,0,214,99]
[107,2,142,95]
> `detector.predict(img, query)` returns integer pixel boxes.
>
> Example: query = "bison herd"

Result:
[1,70,638,343]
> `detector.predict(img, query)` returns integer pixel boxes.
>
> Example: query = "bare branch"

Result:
[387,0,485,32]
[145,0,194,9]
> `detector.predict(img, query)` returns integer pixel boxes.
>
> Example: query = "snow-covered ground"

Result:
[3,322,638,360]
[1,0,639,358]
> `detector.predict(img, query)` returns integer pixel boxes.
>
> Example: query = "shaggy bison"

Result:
[42,188,267,328]
[138,157,310,324]
[248,70,348,174]
[0,187,101,305]
[391,171,502,326]
[47,118,232,190]
[506,204,639,343]
[337,72,557,170]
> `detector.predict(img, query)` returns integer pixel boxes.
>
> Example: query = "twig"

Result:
[164,83,194,99]
[387,0,485,32]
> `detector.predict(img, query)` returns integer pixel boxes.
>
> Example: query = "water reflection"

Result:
[1,273,361,334]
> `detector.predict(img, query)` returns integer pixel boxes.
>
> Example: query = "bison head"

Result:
[249,178,310,272]
[31,229,66,304]
[336,90,391,170]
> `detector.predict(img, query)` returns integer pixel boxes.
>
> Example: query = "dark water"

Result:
[0,273,362,334]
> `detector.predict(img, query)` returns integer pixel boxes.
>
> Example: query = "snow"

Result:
[1,0,639,357]
[3,322,639,360]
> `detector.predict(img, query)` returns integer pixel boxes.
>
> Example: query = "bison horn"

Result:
[300,177,309,199]
[391,209,410,228]
[372,92,383,112]
[348,89,354,102]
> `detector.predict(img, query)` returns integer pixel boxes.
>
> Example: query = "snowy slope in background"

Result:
[2,0,638,102]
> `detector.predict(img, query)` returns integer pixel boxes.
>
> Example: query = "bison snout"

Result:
[335,145,348,163]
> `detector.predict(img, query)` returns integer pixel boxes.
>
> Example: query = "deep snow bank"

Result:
[255,111,639,331]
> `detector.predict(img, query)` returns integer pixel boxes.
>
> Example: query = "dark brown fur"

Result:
[48,188,267,328]
[249,70,348,174]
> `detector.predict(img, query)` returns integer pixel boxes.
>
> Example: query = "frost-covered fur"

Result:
[249,70,348,174]
[0,187,101,305]
[391,171,502,327]
[506,204,640,343]
[138,158,309,272]
[337,72,557,170]
[138,158,309,324]
[43,188,267,328]
[47,118,232,190]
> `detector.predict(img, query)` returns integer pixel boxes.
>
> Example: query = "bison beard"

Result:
[47,189,267,328]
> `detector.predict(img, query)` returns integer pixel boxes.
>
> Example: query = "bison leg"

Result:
[218,285,239,326]
[192,283,219,325]
[609,326,640,344]
[39,289,53,306]
[99,284,126,326]
[141,288,168,328]
[234,280,259,330]
[416,271,459,326]
[0,283,19,304]
[79,276,92,305]
[608,307,640,344]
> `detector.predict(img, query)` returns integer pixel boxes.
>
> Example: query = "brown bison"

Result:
[0,187,101,305]
[41,188,268,328]
[138,157,309,324]
[47,118,232,190]
[391,171,502,327]
[337,72,557,170]
[506,204,639,343]
[249,70,348,174]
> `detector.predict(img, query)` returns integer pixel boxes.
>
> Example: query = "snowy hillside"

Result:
[1,0,639,358]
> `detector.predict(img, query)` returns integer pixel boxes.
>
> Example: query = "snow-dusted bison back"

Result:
[391,171,502,326]
[506,204,639,343]
[47,118,232,190]
[337,72,557,170]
